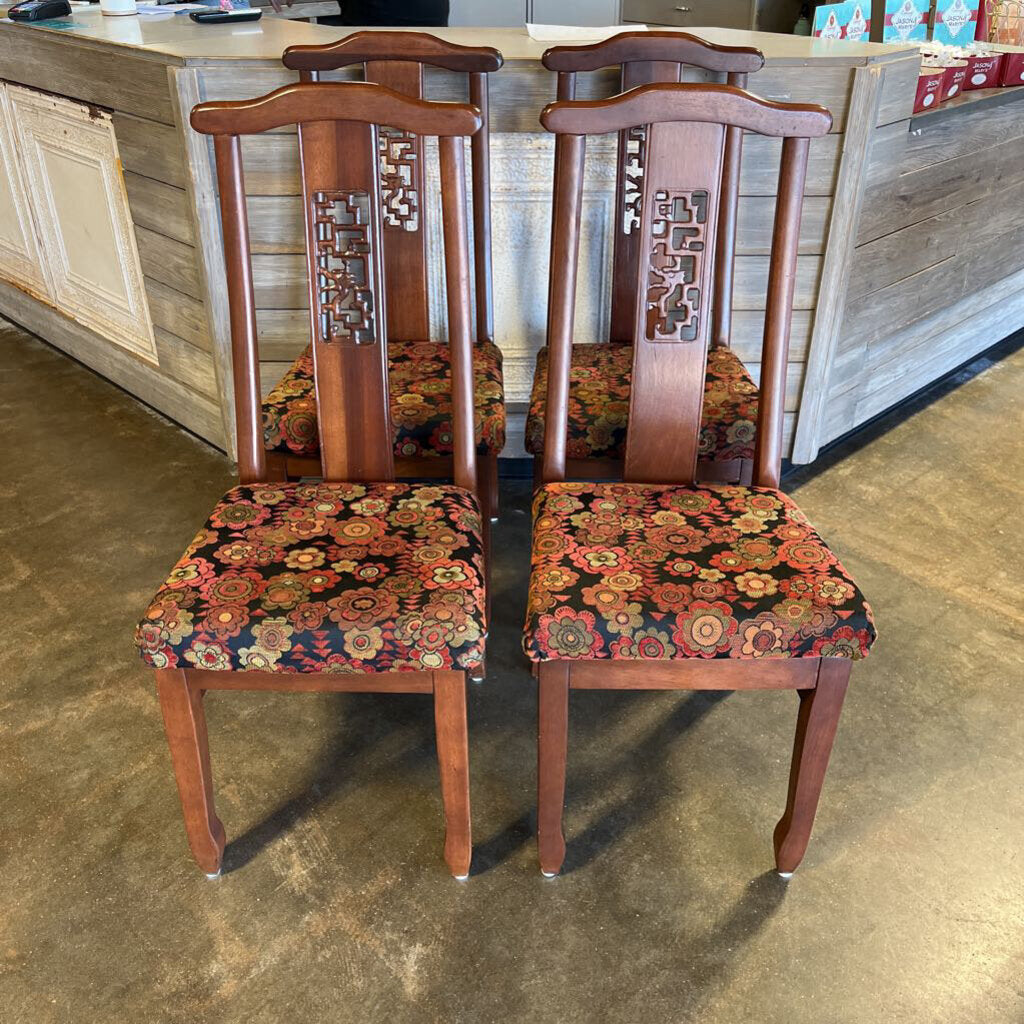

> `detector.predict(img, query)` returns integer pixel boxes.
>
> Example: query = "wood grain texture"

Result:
[537,661,570,876]
[773,659,850,874]
[171,68,237,458]
[790,64,883,464]
[154,328,219,399]
[155,670,225,876]
[433,670,472,878]
[0,30,178,124]
[145,278,211,352]
[123,172,195,247]
[134,226,202,300]
[112,112,187,189]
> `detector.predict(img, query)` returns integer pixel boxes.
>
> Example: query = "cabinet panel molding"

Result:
[8,85,157,364]
[0,84,49,302]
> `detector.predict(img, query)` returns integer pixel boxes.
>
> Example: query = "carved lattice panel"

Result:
[312,190,376,345]
[645,188,709,343]
[622,125,646,236]
[379,126,420,232]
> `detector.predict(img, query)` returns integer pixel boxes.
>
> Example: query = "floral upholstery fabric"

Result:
[523,343,758,463]
[136,482,485,675]
[524,482,875,663]
[263,341,506,460]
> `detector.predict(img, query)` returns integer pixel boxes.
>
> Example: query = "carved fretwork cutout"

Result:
[379,126,420,232]
[645,189,709,343]
[312,190,376,345]
[622,125,646,236]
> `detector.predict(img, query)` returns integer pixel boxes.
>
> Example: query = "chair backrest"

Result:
[543,32,764,348]
[191,82,482,492]
[539,83,831,491]
[283,32,504,345]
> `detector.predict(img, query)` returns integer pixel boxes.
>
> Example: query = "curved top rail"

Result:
[542,31,764,74]
[540,82,831,138]
[191,81,482,137]
[283,30,504,74]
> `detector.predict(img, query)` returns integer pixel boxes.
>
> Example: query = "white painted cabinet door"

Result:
[8,85,157,363]
[531,0,622,24]
[0,85,50,303]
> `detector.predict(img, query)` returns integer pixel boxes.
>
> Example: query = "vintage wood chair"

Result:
[524,32,766,488]
[135,82,486,879]
[262,32,505,525]
[525,83,877,877]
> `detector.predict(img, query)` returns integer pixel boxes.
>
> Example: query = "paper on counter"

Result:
[526,23,646,42]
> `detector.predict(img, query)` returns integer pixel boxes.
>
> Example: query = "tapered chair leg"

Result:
[537,661,570,876]
[773,658,851,875]
[433,671,472,878]
[478,452,499,523]
[155,669,226,877]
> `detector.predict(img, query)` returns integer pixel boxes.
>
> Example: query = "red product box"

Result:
[942,60,969,99]
[914,68,946,111]
[964,52,1005,88]
[1000,50,1024,85]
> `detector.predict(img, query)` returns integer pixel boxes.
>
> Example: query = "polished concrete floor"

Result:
[2,324,1022,1024]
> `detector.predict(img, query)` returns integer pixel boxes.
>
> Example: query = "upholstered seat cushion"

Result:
[263,340,506,460]
[136,482,485,674]
[524,481,875,663]
[523,343,758,463]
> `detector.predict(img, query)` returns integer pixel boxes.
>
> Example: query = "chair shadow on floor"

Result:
[221,692,436,874]
[561,689,732,874]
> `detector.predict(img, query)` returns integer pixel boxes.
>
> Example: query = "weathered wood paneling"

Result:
[0,32,177,124]
[154,327,219,400]
[858,129,1024,243]
[874,55,918,127]
[842,219,1024,353]
[134,226,202,299]
[123,172,195,246]
[145,278,211,352]
[112,112,187,189]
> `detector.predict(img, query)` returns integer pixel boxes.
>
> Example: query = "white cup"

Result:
[100,0,138,15]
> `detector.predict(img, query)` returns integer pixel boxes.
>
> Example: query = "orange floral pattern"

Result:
[524,343,758,463]
[263,340,506,459]
[136,482,485,674]
[524,481,875,663]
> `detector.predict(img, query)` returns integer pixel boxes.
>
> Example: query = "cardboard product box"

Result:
[999,50,1024,84]
[914,66,946,109]
[963,50,1005,87]
[941,58,969,97]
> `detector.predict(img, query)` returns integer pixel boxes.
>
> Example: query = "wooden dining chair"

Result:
[524,32,766,488]
[262,32,505,525]
[525,83,877,877]
[135,81,486,879]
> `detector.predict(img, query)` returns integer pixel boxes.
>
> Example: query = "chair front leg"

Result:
[537,660,570,876]
[773,658,851,875]
[433,670,472,879]
[155,669,226,877]
[478,452,499,523]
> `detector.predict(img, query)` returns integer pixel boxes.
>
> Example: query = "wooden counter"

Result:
[0,12,1018,463]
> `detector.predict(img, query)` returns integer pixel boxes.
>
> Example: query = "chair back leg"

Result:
[433,670,473,878]
[156,669,226,876]
[537,661,571,876]
[773,658,851,874]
